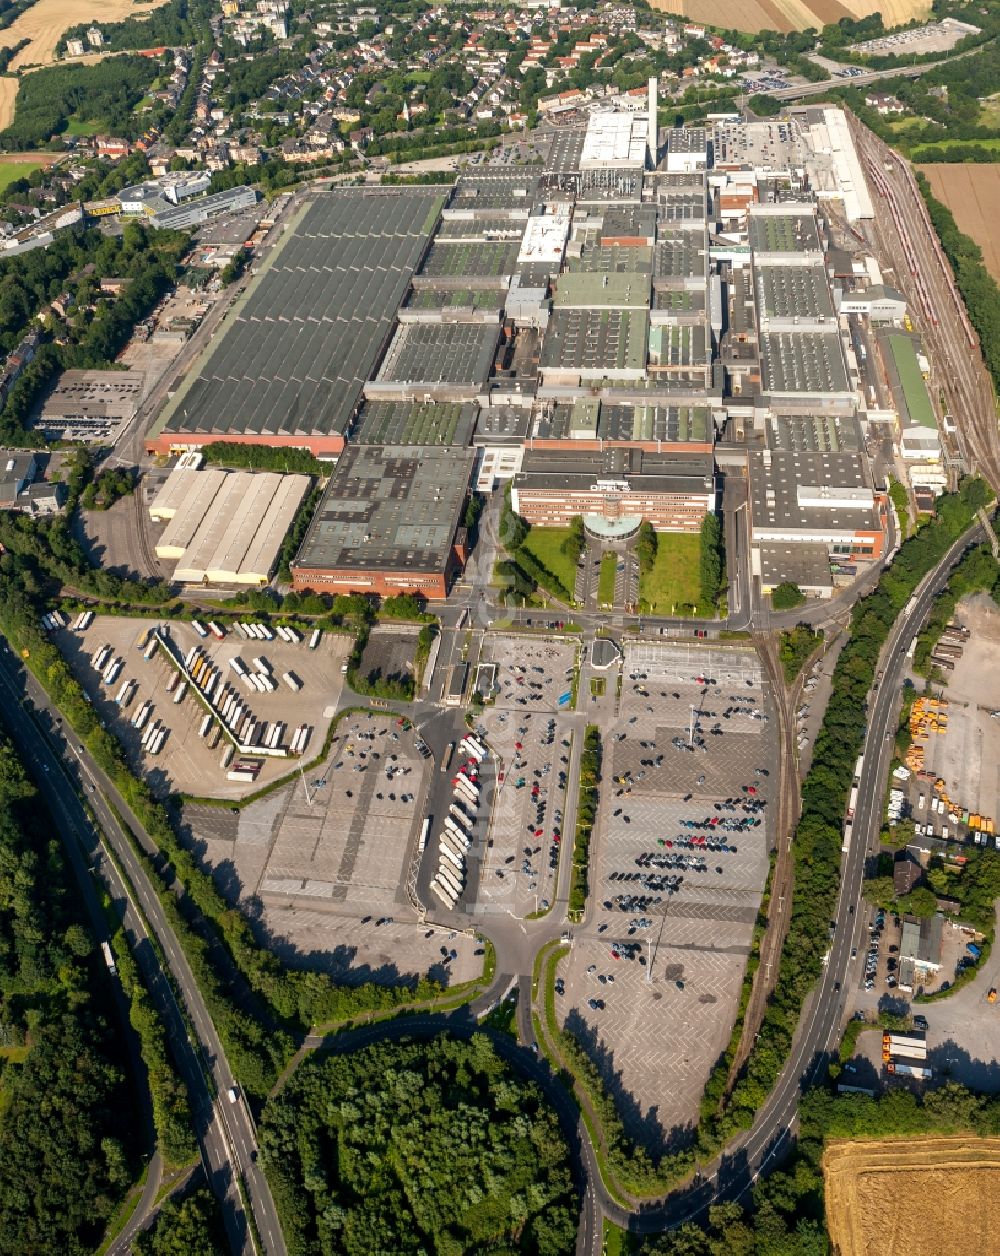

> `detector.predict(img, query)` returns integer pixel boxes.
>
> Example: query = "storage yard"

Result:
[56,616,351,798]
[823,1136,1000,1256]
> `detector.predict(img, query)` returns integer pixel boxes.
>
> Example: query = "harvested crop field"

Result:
[920,164,1000,284]
[650,0,928,33]
[0,0,168,72]
[824,1136,1000,1256]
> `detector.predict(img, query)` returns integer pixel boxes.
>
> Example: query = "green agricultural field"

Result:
[597,552,617,606]
[520,527,579,599]
[0,160,43,192]
[638,532,703,614]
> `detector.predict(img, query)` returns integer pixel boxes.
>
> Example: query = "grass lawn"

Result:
[64,116,102,137]
[0,160,43,192]
[520,527,578,599]
[597,552,617,606]
[603,1219,631,1256]
[638,532,704,615]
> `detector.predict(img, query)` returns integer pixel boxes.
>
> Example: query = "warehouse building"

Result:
[368,322,500,399]
[526,399,714,453]
[154,469,309,585]
[291,445,476,598]
[36,370,145,444]
[511,447,715,536]
[664,128,708,174]
[147,188,445,458]
[540,308,648,383]
[580,110,649,171]
[748,449,887,567]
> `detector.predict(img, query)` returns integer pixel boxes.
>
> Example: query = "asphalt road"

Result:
[0,642,286,1256]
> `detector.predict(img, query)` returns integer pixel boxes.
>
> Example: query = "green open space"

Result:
[638,531,703,614]
[597,552,617,606]
[912,138,1000,159]
[0,160,43,192]
[65,117,103,137]
[887,333,936,429]
[520,527,579,601]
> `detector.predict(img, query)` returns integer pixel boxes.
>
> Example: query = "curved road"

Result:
[0,642,285,1256]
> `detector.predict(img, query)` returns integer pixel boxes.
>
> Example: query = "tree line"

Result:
[0,221,189,449]
[0,732,139,1250]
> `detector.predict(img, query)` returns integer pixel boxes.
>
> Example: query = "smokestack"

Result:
[648,75,657,169]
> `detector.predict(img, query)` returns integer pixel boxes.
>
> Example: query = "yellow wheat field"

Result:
[649,0,931,34]
[0,0,169,72]
[823,1136,1000,1256]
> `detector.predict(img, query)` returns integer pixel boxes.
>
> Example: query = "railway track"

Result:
[848,113,1000,495]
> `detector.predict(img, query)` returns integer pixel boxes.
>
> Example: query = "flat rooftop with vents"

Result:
[748,208,822,258]
[352,400,478,447]
[754,262,836,330]
[291,445,475,598]
[760,331,852,402]
[371,322,499,396]
[540,307,648,381]
[147,189,443,458]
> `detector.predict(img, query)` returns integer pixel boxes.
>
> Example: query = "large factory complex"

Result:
[143,87,944,599]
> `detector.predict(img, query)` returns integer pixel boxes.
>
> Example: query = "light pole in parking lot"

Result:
[298,762,315,807]
[645,937,653,984]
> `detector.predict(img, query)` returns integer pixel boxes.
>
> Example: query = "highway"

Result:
[0,642,286,1256]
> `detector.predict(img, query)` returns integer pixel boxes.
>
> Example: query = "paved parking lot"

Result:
[182,710,484,987]
[58,617,350,797]
[256,713,427,906]
[918,597,1000,827]
[476,710,573,917]
[473,634,579,918]
[557,641,775,1149]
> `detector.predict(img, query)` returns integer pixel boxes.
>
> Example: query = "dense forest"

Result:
[260,1034,578,1256]
[134,1185,225,1256]
[1,56,160,148]
[644,1080,1000,1255]
[0,731,137,1251]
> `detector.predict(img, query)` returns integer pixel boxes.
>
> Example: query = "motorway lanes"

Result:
[0,642,285,1256]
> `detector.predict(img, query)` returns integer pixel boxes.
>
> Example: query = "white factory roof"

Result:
[802,108,874,223]
[580,110,649,170]
[155,468,227,556]
[156,468,310,585]
[517,209,571,265]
